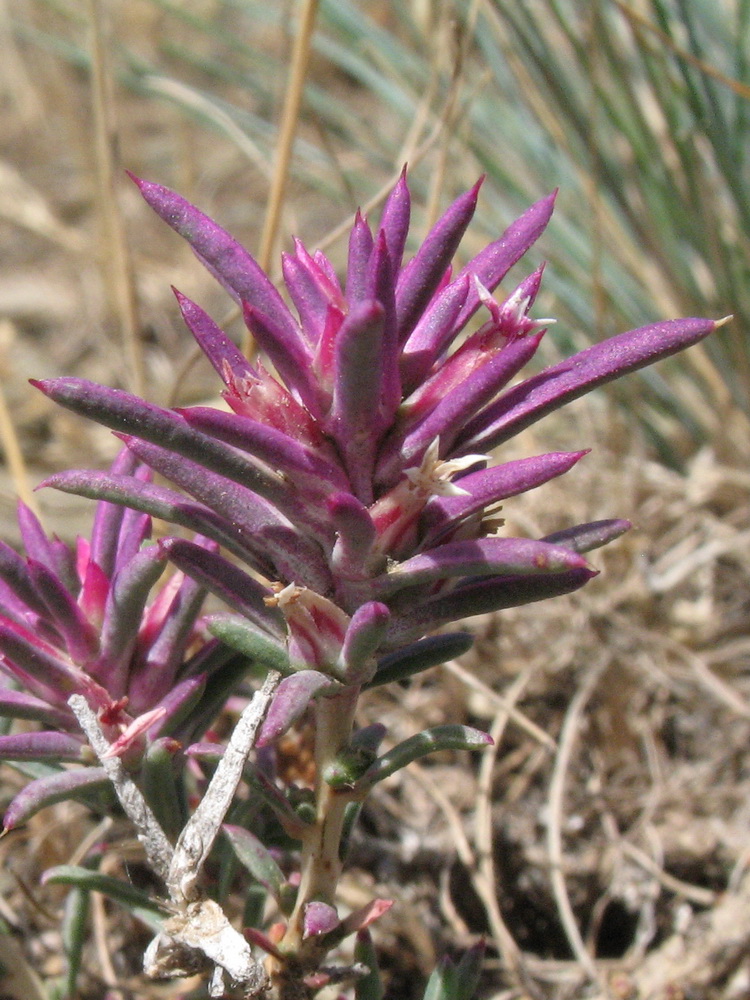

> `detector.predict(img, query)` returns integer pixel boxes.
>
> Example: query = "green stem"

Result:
[281,687,358,952]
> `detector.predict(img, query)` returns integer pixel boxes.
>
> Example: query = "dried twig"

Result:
[546,660,607,987]
[69,670,281,996]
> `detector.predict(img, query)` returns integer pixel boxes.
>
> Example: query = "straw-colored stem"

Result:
[279,686,358,953]
[250,0,320,360]
[0,341,40,518]
[87,0,144,396]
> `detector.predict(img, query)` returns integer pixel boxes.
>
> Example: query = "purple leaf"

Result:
[27,559,100,664]
[174,289,255,383]
[451,190,557,335]
[421,450,588,547]
[328,492,378,581]
[118,436,334,593]
[3,766,109,830]
[0,731,85,762]
[146,674,206,735]
[257,671,340,747]
[242,302,319,414]
[0,539,51,618]
[379,167,411,275]
[367,632,474,688]
[400,273,471,391]
[129,174,300,343]
[41,468,276,572]
[386,566,597,646]
[17,503,75,590]
[374,536,590,596]
[282,239,341,346]
[161,538,284,637]
[345,209,374,305]
[303,901,339,938]
[396,179,482,341]
[0,615,108,707]
[327,300,388,502]
[338,602,390,684]
[96,545,168,697]
[366,231,399,415]
[457,317,718,454]
[89,449,140,579]
[30,378,294,514]
[0,687,74,729]
[400,332,546,463]
[179,406,347,489]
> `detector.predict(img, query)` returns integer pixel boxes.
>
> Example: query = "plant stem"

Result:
[281,686,358,952]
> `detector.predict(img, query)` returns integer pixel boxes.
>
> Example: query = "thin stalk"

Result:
[280,686,358,953]
[87,0,144,395]
[0,332,41,518]
[250,0,320,356]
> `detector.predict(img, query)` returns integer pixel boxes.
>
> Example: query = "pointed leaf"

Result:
[205,614,291,676]
[379,167,410,274]
[27,559,100,664]
[374,537,590,596]
[180,406,346,488]
[0,687,74,729]
[42,864,168,917]
[30,378,293,515]
[174,288,255,382]
[96,545,167,695]
[0,731,85,762]
[40,469,271,570]
[367,632,474,688]
[3,766,109,830]
[451,190,557,335]
[421,451,588,547]
[223,823,285,900]
[119,436,333,593]
[89,448,139,578]
[386,567,597,645]
[355,726,491,792]
[396,179,482,340]
[129,174,300,342]
[543,518,631,553]
[458,317,718,454]
[161,539,284,637]
[0,539,50,617]
[256,670,340,747]
[0,615,107,707]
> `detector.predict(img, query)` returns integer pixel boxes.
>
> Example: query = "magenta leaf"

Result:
[257,671,341,747]
[458,317,718,454]
[3,766,109,830]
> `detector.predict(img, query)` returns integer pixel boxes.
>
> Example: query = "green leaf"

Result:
[354,929,384,1000]
[223,824,284,901]
[422,944,485,1000]
[62,883,90,997]
[353,726,492,793]
[42,866,168,927]
[207,615,292,675]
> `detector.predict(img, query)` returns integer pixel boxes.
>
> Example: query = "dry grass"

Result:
[1,3,749,999]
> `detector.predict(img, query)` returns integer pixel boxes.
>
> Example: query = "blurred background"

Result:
[2,2,750,998]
